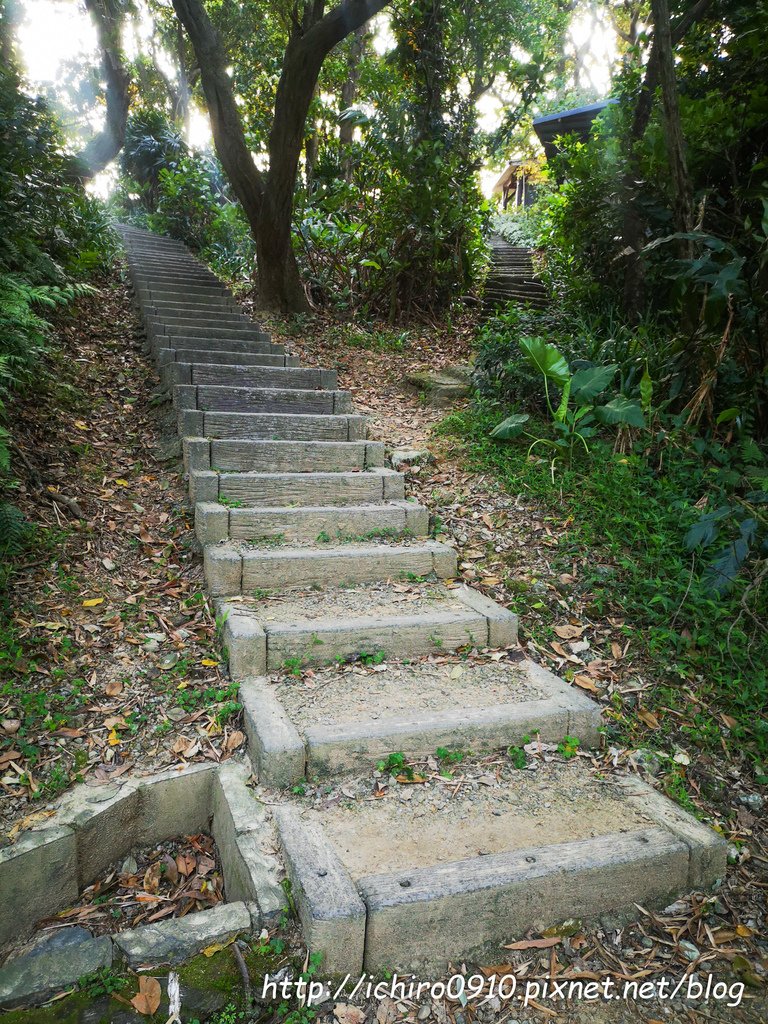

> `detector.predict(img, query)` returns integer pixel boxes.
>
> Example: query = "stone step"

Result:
[142,309,254,326]
[178,409,367,442]
[166,362,336,390]
[147,317,264,338]
[270,762,726,975]
[134,288,235,307]
[195,499,427,545]
[218,581,517,679]
[184,437,384,474]
[143,298,243,314]
[129,264,219,279]
[151,324,273,344]
[189,467,403,506]
[241,657,601,785]
[205,539,457,596]
[153,336,283,358]
[128,259,216,277]
[174,384,353,415]
[157,348,299,371]
[132,281,232,298]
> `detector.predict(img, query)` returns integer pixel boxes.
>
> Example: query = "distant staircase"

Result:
[485,235,548,310]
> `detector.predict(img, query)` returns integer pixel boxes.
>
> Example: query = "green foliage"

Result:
[112,109,255,285]
[529,1,768,434]
[0,60,114,571]
[507,745,527,768]
[78,967,128,999]
[439,407,768,765]
[489,335,643,465]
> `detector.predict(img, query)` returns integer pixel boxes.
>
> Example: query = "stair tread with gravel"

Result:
[184,437,384,474]
[218,580,517,678]
[270,758,725,974]
[195,498,429,544]
[239,655,601,785]
[189,467,403,505]
[205,538,457,595]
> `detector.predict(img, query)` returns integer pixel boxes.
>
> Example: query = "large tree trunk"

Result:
[173,0,389,313]
[74,0,131,180]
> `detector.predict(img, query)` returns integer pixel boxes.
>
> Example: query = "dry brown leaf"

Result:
[105,680,123,696]
[143,862,163,894]
[176,853,196,876]
[334,1004,366,1024]
[131,976,161,1016]
[554,624,584,640]
[573,674,599,694]
[224,729,244,752]
[638,708,660,729]
[503,936,562,950]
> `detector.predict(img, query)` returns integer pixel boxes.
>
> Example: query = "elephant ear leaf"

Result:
[490,413,530,440]
[594,396,645,428]
[571,364,617,402]
[519,337,570,386]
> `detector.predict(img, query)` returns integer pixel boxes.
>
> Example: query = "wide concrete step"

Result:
[184,438,384,474]
[143,310,254,328]
[178,410,366,441]
[270,761,726,974]
[144,298,243,315]
[218,581,517,679]
[152,323,269,342]
[196,499,427,545]
[154,336,283,357]
[175,384,353,415]
[205,539,457,595]
[128,260,217,277]
[134,282,233,299]
[241,657,601,785]
[167,362,336,390]
[135,288,234,306]
[158,348,299,371]
[189,467,403,505]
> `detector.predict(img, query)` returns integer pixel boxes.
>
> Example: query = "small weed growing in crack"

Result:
[557,734,580,759]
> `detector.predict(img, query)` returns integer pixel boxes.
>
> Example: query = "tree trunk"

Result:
[339,25,367,179]
[173,0,390,312]
[74,0,131,179]
[651,0,694,248]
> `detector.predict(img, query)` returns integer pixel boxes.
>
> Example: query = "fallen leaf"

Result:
[1,719,21,735]
[107,727,121,746]
[143,862,163,894]
[105,680,123,696]
[131,976,161,1016]
[335,1004,366,1024]
[224,730,244,752]
[82,597,104,608]
[503,936,562,950]
[554,624,584,640]
[573,674,598,693]
[201,658,219,667]
[638,709,660,729]
[202,936,235,957]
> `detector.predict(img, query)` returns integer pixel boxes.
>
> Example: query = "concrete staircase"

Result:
[118,225,726,976]
[485,235,548,309]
